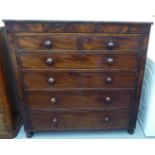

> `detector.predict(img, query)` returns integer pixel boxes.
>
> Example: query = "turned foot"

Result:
[26,132,33,138]
[127,129,134,135]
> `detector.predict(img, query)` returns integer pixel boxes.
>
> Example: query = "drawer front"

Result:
[29,110,131,130]
[19,53,138,70]
[26,91,135,110]
[23,71,137,89]
[83,36,140,50]
[15,35,140,50]
[16,36,78,50]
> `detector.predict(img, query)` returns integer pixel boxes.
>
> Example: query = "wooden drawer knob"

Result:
[46,58,54,65]
[106,41,115,50]
[44,40,52,48]
[104,115,111,123]
[106,77,113,83]
[48,77,55,85]
[49,97,56,104]
[51,117,58,126]
[104,96,112,104]
[106,57,114,65]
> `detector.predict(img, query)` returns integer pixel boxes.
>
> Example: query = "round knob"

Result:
[44,40,52,48]
[106,57,114,65]
[48,77,55,85]
[49,97,56,104]
[107,41,115,50]
[51,117,58,126]
[106,77,113,83]
[46,58,54,65]
[104,96,111,104]
[104,115,111,123]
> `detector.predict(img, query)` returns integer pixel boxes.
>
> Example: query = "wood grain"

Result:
[4,21,151,33]
[22,71,137,89]
[0,27,21,138]
[26,90,135,110]
[18,52,138,70]
[15,35,141,50]
[29,110,131,131]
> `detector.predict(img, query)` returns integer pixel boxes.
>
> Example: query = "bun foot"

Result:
[26,132,33,138]
[127,129,134,135]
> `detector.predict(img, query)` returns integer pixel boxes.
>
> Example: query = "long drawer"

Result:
[26,90,135,110]
[22,71,137,89]
[18,52,138,70]
[15,35,141,50]
[29,110,131,131]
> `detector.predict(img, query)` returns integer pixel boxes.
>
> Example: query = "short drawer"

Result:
[15,35,141,50]
[83,36,140,50]
[22,71,137,89]
[29,110,131,131]
[19,53,138,70]
[26,90,135,110]
[16,36,78,50]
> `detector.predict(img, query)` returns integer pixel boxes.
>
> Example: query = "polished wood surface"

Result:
[23,71,137,89]
[29,110,131,131]
[19,52,138,70]
[4,21,151,33]
[15,35,141,50]
[16,35,78,50]
[0,27,21,138]
[4,20,152,137]
[83,36,140,50]
[26,90,135,110]
[0,114,5,131]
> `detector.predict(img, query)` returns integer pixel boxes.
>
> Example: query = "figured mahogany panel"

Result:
[26,90,135,110]
[83,36,140,50]
[23,71,137,89]
[15,35,141,50]
[4,21,151,34]
[16,36,78,50]
[29,110,131,131]
[19,52,138,70]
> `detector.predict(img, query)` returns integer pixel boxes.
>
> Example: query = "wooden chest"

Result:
[0,27,21,138]
[4,20,152,138]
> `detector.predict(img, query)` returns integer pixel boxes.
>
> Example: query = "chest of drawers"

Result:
[4,21,152,138]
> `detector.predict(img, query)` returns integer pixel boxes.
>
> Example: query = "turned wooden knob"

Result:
[46,58,54,65]
[51,117,58,126]
[107,41,115,50]
[48,77,55,85]
[49,97,56,104]
[104,96,112,104]
[44,40,52,48]
[106,57,114,65]
[106,77,113,83]
[104,115,111,123]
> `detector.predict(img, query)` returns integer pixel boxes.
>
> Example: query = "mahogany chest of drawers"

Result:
[0,27,21,138]
[4,20,152,138]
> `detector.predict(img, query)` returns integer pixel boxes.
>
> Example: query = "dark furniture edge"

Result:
[3,20,153,25]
